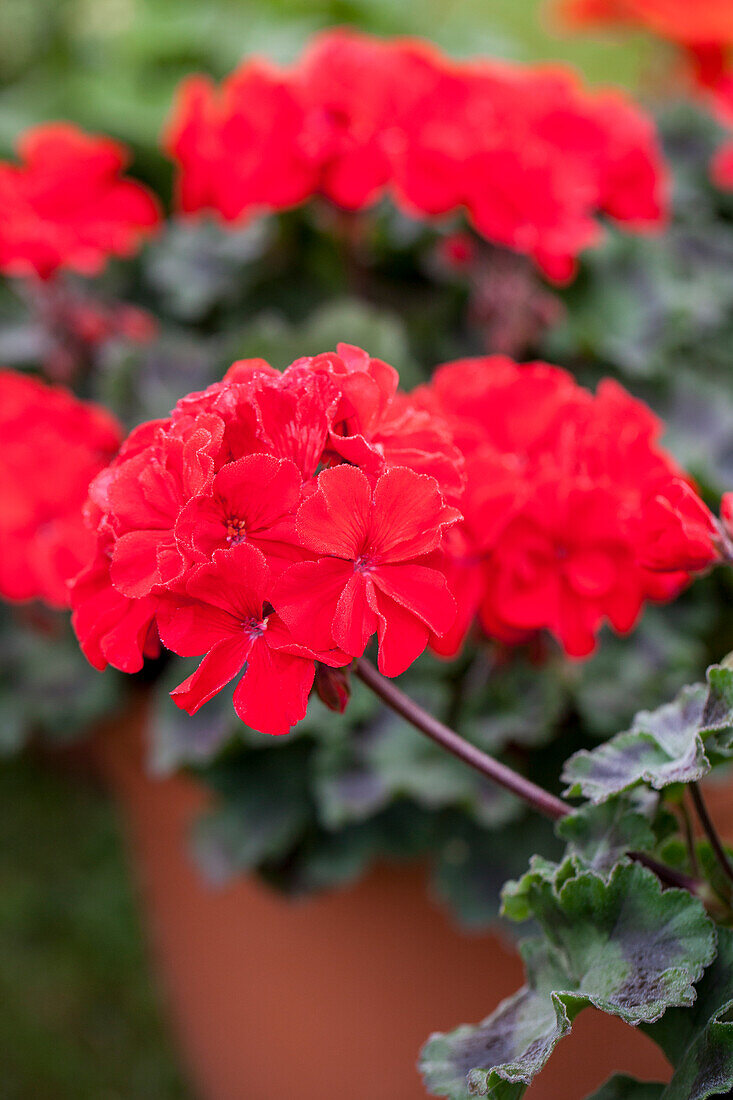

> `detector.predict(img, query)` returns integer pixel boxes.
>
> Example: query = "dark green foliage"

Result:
[642,928,733,1100]
[555,798,656,877]
[562,664,733,803]
[421,861,716,1099]
[0,605,120,755]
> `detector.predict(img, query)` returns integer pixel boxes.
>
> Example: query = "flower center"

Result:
[241,615,267,639]
[354,554,376,574]
[225,516,247,545]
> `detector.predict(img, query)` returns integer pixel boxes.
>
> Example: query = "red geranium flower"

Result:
[293,29,427,210]
[0,369,122,608]
[302,344,464,498]
[165,63,317,221]
[421,356,693,658]
[175,452,301,571]
[72,347,465,733]
[485,479,646,658]
[0,124,160,280]
[157,543,347,736]
[164,31,666,280]
[274,464,459,675]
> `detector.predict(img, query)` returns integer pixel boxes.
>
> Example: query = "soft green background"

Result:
[0,1,656,1096]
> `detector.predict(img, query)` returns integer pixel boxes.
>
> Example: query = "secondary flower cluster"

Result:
[165,28,667,281]
[417,357,697,658]
[71,346,463,734]
[71,344,713,732]
[0,123,160,280]
[0,369,122,607]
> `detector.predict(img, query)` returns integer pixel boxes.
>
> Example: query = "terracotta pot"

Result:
[92,706,672,1100]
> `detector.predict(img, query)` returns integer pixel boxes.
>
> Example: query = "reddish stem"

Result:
[690,782,733,886]
[354,658,704,897]
[357,657,579,822]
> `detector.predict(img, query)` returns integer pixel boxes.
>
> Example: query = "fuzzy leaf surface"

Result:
[556,799,656,877]
[421,862,716,1098]
[642,927,733,1100]
[562,667,733,803]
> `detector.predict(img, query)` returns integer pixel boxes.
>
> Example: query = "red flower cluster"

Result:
[0,370,122,608]
[164,28,666,281]
[72,343,706,732]
[0,123,160,280]
[71,345,462,734]
[416,357,694,658]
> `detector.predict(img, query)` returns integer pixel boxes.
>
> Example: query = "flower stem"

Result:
[690,782,733,885]
[680,794,701,878]
[354,658,704,897]
[356,657,575,822]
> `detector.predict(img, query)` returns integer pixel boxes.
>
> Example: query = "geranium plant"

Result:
[2,23,733,1097]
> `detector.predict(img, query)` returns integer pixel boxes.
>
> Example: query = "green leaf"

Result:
[500,855,563,924]
[421,862,716,1098]
[701,663,733,754]
[462,654,566,752]
[562,666,733,803]
[556,798,656,877]
[562,685,710,801]
[588,1077,664,1100]
[642,927,733,1100]
[420,938,572,1100]
[514,862,716,1022]
[145,220,271,322]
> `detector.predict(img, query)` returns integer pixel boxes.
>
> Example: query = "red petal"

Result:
[213,453,301,530]
[232,639,315,735]
[156,596,241,656]
[273,557,353,650]
[175,495,227,560]
[171,634,252,714]
[331,573,379,657]
[185,544,270,619]
[370,586,429,677]
[296,464,372,559]
[369,466,460,562]
[111,529,177,598]
[371,562,457,636]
